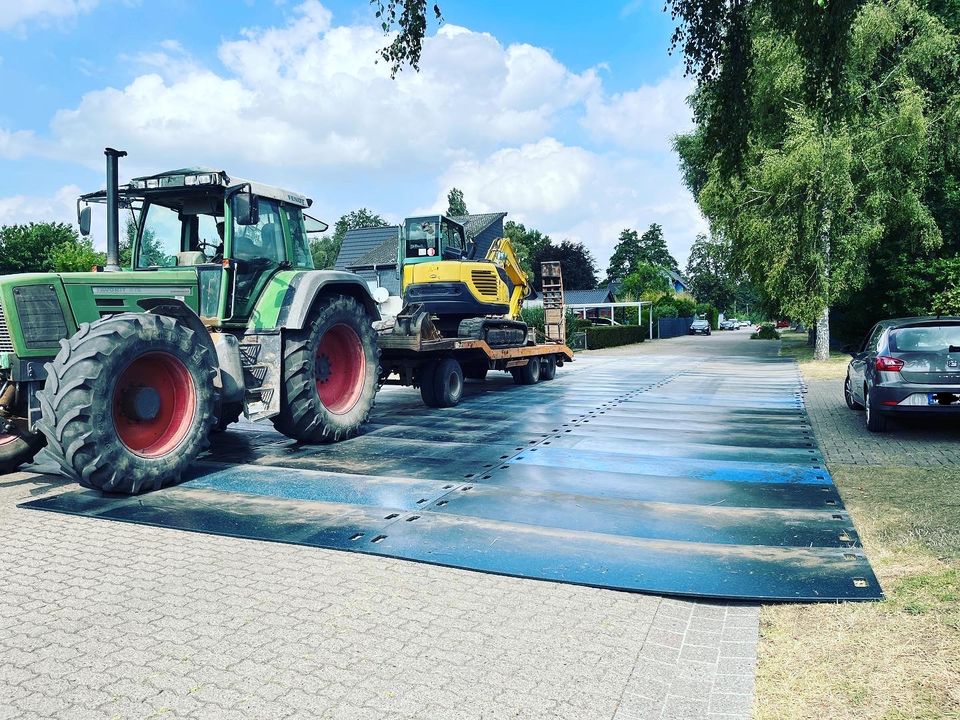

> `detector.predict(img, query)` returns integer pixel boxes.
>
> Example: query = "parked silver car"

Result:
[845,317,960,432]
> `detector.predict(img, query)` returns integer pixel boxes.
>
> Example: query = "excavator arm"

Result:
[485,237,531,319]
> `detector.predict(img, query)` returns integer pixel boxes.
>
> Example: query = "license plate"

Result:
[928,393,960,406]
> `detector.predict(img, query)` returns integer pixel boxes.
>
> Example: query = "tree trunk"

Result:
[814,305,830,361]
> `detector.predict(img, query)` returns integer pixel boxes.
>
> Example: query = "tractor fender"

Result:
[277,270,381,330]
[135,299,243,405]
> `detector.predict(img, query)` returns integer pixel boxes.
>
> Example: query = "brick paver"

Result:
[805,375,960,466]
[0,334,768,720]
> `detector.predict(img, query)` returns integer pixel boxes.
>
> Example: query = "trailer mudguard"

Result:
[269,270,381,331]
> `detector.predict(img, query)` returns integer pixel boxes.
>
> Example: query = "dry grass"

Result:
[755,388,960,717]
[778,330,850,380]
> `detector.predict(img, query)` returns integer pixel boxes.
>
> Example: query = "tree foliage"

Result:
[446,187,468,216]
[685,233,734,310]
[532,239,598,291]
[503,220,553,280]
[674,0,960,357]
[310,208,390,269]
[371,0,443,77]
[606,223,678,283]
[0,223,101,274]
[621,263,671,298]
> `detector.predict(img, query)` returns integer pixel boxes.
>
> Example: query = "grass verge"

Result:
[778,330,850,380]
[755,366,960,719]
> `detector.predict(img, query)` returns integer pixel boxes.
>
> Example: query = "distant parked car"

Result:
[588,317,619,326]
[845,317,960,432]
[689,319,712,336]
[737,320,751,329]
[719,319,737,330]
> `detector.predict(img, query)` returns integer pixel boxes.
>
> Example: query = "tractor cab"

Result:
[401,215,470,266]
[77,168,327,324]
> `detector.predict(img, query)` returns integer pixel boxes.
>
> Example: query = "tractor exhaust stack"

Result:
[104,147,127,272]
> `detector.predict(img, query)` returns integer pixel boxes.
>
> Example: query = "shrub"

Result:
[583,325,647,349]
[751,322,781,340]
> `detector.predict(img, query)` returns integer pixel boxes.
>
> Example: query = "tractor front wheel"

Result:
[36,313,218,493]
[272,295,379,443]
[0,427,44,475]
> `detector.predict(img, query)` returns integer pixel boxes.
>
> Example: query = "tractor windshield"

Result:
[138,202,223,268]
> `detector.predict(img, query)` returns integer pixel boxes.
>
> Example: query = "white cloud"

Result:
[0,0,99,31]
[0,129,38,159]
[32,1,599,180]
[0,185,81,228]
[1,1,706,267]
[422,138,707,271]
[582,66,694,152]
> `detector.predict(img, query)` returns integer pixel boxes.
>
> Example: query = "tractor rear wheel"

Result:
[0,428,44,474]
[272,295,379,443]
[36,313,218,493]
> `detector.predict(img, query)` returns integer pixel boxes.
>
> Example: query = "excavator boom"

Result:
[484,237,531,319]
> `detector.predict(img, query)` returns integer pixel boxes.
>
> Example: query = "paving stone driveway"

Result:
[805,372,960,466]
[0,335,767,720]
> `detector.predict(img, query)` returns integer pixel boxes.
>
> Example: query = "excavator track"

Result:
[458,318,528,348]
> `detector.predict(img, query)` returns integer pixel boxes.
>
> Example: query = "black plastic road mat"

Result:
[21,355,883,601]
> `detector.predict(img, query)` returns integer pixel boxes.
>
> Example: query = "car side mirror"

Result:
[78,206,91,236]
[231,191,259,226]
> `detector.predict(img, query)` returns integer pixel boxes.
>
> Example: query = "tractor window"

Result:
[284,206,314,269]
[196,214,223,262]
[138,203,181,268]
[232,198,285,264]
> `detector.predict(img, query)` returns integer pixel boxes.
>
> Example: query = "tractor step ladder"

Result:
[238,336,281,421]
[541,261,565,343]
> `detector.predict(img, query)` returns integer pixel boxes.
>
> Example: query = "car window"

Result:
[890,325,960,352]
[863,325,884,352]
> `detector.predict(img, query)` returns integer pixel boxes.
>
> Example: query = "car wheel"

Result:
[844,374,864,411]
[864,387,888,433]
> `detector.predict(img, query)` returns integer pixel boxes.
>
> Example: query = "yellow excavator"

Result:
[396,214,533,347]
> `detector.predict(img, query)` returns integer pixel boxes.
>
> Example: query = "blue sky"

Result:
[0,0,705,271]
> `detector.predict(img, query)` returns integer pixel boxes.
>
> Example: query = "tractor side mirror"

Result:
[78,206,91,236]
[232,191,259,226]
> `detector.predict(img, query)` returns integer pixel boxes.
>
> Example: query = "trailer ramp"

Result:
[22,354,882,602]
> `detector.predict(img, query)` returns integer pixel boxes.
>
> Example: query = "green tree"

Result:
[446,188,468,216]
[532,239,598,291]
[48,237,105,272]
[674,0,955,359]
[606,224,678,284]
[685,233,734,310]
[311,208,390,269]
[503,220,552,279]
[0,223,82,274]
[371,0,443,76]
[621,263,671,299]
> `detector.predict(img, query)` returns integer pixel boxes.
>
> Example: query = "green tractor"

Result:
[0,148,381,493]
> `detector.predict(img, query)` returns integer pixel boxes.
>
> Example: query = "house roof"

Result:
[342,212,507,270]
[564,287,616,305]
[663,268,689,288]
[333,226,397,270]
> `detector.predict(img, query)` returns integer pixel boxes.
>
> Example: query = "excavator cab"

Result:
[402,216,470,263]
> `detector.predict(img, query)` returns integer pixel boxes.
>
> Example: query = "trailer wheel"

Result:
[511,357,540,385]
[35,313,218,493]
[418,360,439,407]
[273,295,379,443]
[462,362,488,381]
[0,429,44,475]
[426,358,463,408]
[540,355,557,381]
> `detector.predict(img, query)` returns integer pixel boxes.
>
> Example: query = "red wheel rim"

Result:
[112,352,196,457]
[315,323,365,414]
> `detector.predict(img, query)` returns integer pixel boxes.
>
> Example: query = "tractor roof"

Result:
[80,167,311,208]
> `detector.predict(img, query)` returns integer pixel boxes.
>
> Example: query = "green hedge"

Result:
[584,325,647,349]
[751,322,781,340]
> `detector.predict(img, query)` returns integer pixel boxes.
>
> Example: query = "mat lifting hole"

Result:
[852,578,869,588]
[384,513,399,520]
[349,533,364,541]
[371,535,388,544]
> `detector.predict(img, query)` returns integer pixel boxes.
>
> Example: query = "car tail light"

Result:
[875,356,904,372]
